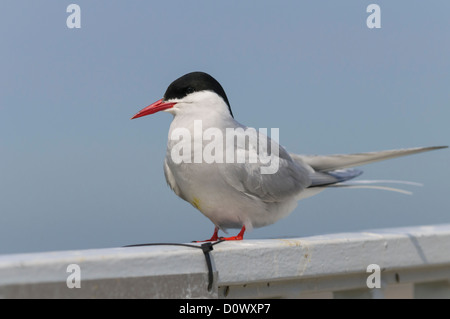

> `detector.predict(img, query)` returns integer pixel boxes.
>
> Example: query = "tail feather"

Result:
[295,145,447,194]
[328,184,415,195]
[328,179,424,195]
[339,179,423,187]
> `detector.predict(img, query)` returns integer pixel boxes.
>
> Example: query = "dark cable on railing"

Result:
[123,240,225,292]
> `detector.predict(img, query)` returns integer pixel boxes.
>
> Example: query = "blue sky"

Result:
[1,1,449,254]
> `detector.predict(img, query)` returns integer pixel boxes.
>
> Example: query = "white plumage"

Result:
[132,72,447,240]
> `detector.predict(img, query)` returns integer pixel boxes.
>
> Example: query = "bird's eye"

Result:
[186,87,195,94]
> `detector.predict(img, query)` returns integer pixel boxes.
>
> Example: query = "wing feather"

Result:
[219,128,311,202]
[291,146,447,171]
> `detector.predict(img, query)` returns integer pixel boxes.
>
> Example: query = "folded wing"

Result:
[291,146,447,172]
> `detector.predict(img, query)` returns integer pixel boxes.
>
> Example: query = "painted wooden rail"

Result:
[1,224,450,298]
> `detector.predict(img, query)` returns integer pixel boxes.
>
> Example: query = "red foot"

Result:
[193,226,246,242]
[219,226,246,241]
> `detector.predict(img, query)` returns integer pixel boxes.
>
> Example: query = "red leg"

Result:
[220,226,246,241]
[193,227,220,242]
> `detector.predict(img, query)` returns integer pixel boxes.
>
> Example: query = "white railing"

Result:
[1,224,450,298]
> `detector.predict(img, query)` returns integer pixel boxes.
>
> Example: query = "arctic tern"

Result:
[131,71,447,241]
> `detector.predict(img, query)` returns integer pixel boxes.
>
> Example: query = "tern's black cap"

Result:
[163,72,233,118]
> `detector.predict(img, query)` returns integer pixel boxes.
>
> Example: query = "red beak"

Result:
[131,99,176,119]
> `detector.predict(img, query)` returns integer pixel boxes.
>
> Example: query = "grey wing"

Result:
[307,168,363,187]
[290,146,448,188]
[289,153,363,187]
[219,129,312,203]
[291,146,447,171]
